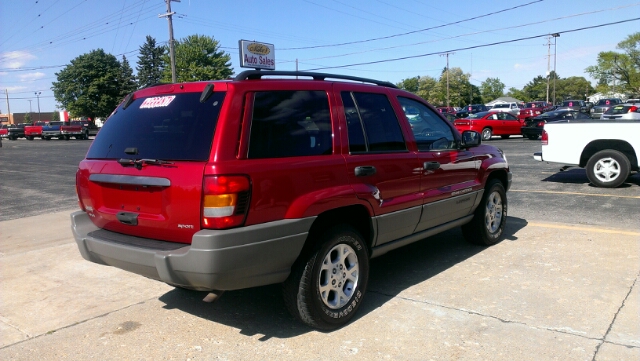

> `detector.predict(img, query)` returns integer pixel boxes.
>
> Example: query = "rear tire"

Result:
[283,225,369,330]
[527,134,539,140]
[481,128,492,141]
[26,136,34,140]
[462,180,507,246]
[585,150,630,188]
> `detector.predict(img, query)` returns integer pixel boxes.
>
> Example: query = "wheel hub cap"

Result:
[485,191,503,233]
[594,157,620,182]
[318,243,359,309]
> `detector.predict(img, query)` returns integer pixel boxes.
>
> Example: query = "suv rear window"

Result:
[86,92,225,161]
[248,90,332,158]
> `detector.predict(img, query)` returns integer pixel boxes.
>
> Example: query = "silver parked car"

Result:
[600,103,640,120]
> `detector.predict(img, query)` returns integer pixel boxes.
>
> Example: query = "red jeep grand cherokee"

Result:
[71,70,511,330]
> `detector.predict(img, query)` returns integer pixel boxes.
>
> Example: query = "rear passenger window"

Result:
[248,91,332,159]
[342,92,406,153]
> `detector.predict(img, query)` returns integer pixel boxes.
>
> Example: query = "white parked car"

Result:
[600,103,640,120]
[489,102,521,116]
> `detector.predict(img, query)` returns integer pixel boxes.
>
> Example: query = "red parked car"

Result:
[454,111,523,140]
[436,106,456,114]
[519,101,552,122]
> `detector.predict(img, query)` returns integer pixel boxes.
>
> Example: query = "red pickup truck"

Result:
[24,121,47,140]
[60,121,89,140]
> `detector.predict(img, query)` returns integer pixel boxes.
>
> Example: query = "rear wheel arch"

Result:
[579,140,638,171]
[297,205,374,264]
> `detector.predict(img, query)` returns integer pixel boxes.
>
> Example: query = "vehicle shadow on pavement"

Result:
[541,168,640,187]
[158,216,528,338]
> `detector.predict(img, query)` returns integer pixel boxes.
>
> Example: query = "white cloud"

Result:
[4,86,27,93]
[18,72,45,81]
[0,51,36,69]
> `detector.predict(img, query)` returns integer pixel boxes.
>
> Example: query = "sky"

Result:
[1,0,639,114]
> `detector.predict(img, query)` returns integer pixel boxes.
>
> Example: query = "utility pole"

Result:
[5,90,11,123]
[28,100,32,113]
[552,33,560,105]
[469,53,473,104]
[35,91,41,122]
[159,0,180,83]
[545,35,551,103]
[440,52,454,108]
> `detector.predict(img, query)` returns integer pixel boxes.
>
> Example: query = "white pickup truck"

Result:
[533,121,639,187]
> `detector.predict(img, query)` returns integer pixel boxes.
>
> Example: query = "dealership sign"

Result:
[239,40,275,70]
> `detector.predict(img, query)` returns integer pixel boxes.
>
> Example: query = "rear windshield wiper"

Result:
[118,158,174,169]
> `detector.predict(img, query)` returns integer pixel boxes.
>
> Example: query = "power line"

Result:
[292,3,640,63]
[281,0,544,50]
[304,17,640,71]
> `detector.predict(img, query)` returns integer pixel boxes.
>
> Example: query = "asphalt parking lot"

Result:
[0,136,638,360]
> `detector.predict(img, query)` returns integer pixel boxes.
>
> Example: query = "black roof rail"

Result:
[234,70,397,88]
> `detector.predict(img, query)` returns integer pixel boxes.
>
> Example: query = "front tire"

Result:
[585,150,630,188]
[481,128,492,141]
[462,179,507,246]
[283,225,369,330]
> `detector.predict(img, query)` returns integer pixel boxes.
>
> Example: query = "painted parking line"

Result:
[510,189,640,199]
[526,222,640,236]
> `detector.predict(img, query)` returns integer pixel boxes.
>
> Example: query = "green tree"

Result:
[24,113,32,123]
[396,76,420,93]
[480,77,505,103]
[555,76,594,101]
[521,75,549,102]
[437,67,473,107]
[136,35,165,88]
[586,32,640,94]
[162,34,233,82]
[52,110,60,122]
[416,76,439,104]
[119,55,137,97]
[506,87,527,101]
[52,49,123,122]
[397,75,440,104]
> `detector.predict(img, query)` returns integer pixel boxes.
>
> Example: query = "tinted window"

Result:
[398,97,456,151]
[248,91,332,159]
[342,92,406,153]
[87,92,225,161]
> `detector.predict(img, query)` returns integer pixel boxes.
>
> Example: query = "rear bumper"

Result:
[71,211,313,291]
[520,127,542,137]
[533,152,543,161]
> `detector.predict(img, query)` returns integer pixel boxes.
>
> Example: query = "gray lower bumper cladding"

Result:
[70,211,314,291]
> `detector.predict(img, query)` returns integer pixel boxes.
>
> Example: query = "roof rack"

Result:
[234,70,397,88]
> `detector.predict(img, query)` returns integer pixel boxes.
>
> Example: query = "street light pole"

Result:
[35,92,41,122]
[28,100,32,113]
[552,33,560,104]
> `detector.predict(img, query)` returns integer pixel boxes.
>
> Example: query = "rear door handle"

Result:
[424,161,440,170]
[355,166,377,177]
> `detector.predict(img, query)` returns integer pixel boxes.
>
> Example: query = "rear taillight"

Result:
[537,121,545,127]
[202,175,251,229]
[75,172,86,212]
[629,106,638,112]
[541,130,548,145]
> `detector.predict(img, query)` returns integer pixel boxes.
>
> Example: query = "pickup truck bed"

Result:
[534,120,639,187]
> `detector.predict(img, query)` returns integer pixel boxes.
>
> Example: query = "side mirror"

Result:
[461,130,481,148]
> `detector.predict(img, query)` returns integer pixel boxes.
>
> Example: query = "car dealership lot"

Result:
[1,137,638,360]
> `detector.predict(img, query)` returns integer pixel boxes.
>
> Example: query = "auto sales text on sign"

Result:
[239,40,275,70]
